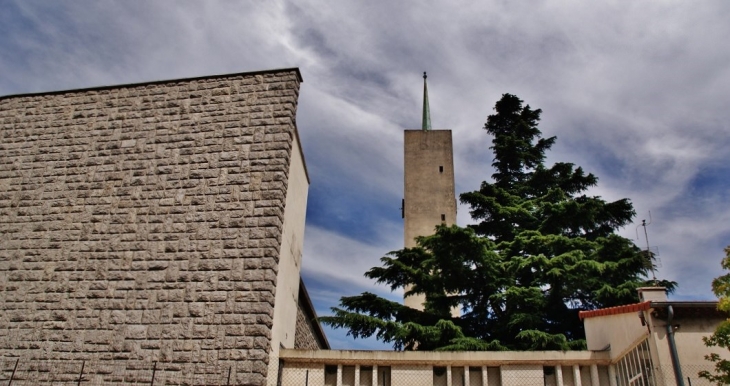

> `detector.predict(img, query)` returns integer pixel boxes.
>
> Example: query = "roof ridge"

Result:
[579,301,651,320]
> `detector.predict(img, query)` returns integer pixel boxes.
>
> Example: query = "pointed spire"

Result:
[422,72,432,131]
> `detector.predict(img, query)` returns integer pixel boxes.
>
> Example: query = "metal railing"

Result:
[280,362,610,386]
[279,362,720,386]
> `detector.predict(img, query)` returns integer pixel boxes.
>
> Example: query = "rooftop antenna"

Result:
[422,72,432,131]
[636,211,659,284]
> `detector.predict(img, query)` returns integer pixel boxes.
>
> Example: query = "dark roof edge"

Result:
[649,301,719,308]
[299,277,330,350]
[0,67,303,101]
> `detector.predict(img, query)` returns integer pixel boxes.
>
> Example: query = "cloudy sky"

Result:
[2,1,729,349]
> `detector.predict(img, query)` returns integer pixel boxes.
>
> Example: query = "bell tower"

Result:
[403,73,457,311]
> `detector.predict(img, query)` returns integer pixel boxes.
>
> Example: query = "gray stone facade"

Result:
[294,280,328,350]
[295,305,320,350]
[0,68,308,385]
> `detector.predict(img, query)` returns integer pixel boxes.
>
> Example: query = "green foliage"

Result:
[699,246,730,385]
[321,93,674,351]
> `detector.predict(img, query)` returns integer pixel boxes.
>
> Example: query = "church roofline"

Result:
[0,66,311,184]
[0,67,303,100]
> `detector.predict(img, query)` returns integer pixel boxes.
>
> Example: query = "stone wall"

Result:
[293,279,328,351]
[294,305,320,350]
[0,68,303,385]
[294,303,325,351]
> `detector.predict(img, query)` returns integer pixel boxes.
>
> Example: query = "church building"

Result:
[0,68,327,385]
[402,73,458,312]
[0,67,726,386]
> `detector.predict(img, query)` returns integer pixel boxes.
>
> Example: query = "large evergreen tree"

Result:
[320,94,675,351]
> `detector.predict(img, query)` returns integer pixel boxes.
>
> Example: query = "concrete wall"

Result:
[584,312,648,356]
[403,130,457,248]
[584,303,730,385]
[279,354,612,386]
[0,68,304,385]
[280,348,611,366]
[268,133,309,385]
[647,309,729,384]
[403,130,456,310]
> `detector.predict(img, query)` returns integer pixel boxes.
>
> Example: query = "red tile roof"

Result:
[579,301,651,320]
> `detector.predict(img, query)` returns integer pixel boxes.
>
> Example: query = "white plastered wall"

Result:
[584,312,648,358]
[268,134,310,385]
[647,312,730,369]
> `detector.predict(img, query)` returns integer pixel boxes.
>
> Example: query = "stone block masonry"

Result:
[0,68,306,385]
[294,279,328,350]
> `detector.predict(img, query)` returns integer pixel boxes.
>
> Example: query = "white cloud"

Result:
[302,223,404,299]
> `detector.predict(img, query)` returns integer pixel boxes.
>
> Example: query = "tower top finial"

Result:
[422,72,432,131]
